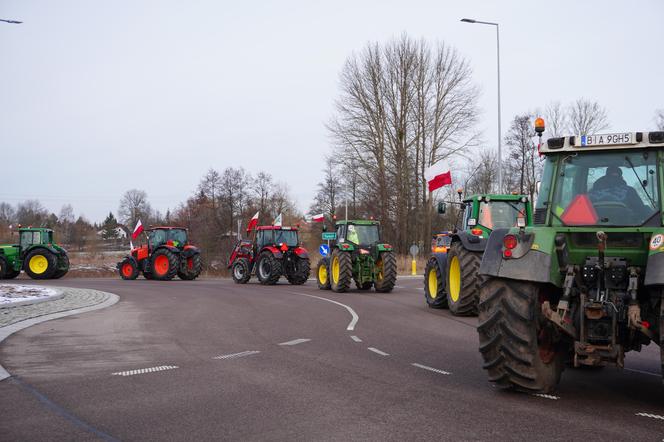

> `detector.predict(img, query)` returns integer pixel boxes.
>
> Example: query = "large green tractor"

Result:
[424,194,533,315]
[0,227,70,280]
[478,127,664,393]
[316,220,397,293]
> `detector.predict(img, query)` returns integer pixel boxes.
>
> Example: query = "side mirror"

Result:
[322,224,327,232]
[437,202,447,214]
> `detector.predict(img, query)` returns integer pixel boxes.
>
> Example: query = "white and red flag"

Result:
[425,160,452,192]
[311,213,325,223]
[247,211,259,232]
[273,213,283,227]
[131,219,144,240]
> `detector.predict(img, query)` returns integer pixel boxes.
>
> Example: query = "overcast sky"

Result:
[2,0,663,223]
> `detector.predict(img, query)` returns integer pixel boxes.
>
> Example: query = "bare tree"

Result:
[310,158,344,219]
[567,98,609,134]
[544,101,568,137]
[655,109,664,131]
[118,189,152,230]
[16,200,48,226]
[252,172,273,223]
[463,149,498,195]
[504,114,541,200]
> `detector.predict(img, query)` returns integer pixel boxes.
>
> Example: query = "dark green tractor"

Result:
[316,220,397,293]
[424,194,533,315]
[0,227,70,280]
[478,127,664,393]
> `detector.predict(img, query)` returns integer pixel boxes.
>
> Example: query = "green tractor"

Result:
[316,220,397,293]
[478,127,664,393]
[424,194,532,315]
[0,227,70,280]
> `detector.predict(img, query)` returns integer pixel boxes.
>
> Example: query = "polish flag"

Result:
[273,213,283,227]
[311,213,325,223]
[246,211,259,232]
[425,160,452,192]
[131,219,144,240]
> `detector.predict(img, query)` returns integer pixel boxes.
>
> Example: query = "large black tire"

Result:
[374,251,397,293]
[445,242,481,316]
[0,256,8,279]
[286,256,310,285]
[4,269,20,279]
[53,254,70,279]
[119,257,139,280]
[256,251,282,285]
[424,256,447,308]
[178,253,202,280]
[231,258,251,284]
[316,258,331,290]
[330,249,353,293]
[478,277,564,393]
[23,249,57,280]
[356,280,373,290]
[150,248,178,281]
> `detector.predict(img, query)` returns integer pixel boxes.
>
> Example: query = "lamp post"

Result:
[461,18,502,191]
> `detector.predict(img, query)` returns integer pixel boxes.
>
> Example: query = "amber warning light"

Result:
[535,117,545,134]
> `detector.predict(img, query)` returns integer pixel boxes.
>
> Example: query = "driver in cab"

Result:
[588,166,648,216]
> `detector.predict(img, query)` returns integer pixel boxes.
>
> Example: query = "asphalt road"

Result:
[1,277,663,441]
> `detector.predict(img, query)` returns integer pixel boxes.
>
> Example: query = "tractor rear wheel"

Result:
[232,258,251,284]
[330,249,352,293]
[316,258,331,290]
[178,253,202,280]
[53,254,70,279]
[0,256,8,279]
[119,258,139,280]
[286,256,310,285]
[445,242,481,316]
[150,249,178,281]
[4,269,20,279]
[24,249,57,279]
[424,257,447,308]
[374,251,397,293]
[257,251,282,285]
[478,277,564,393]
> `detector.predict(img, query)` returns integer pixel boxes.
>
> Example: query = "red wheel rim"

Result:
[187,257,193,270]
[154,255,169,276]
[122,263,133,277]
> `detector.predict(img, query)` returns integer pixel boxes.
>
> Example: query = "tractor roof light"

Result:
[535,117,545,134]
[503,234,518,250]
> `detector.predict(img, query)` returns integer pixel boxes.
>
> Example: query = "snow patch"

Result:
[0,285,59,306]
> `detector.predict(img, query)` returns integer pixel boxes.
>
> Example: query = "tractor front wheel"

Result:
[374,251,397,293]
[232,258,251,284]
[424,257,447,308]
[150,249,178,281]
[286,256,310,285]
[179,253,202,280]
[24,249,57,279]
[257,251,282,285]
[119,258,139,280]
[445,242,481,316]
[478,277,564,393]
[53,254,70,279]
[316,258,331,290]
[330,249,353,293]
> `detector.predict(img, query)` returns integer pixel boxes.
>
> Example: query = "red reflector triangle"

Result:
[560,194,598,226]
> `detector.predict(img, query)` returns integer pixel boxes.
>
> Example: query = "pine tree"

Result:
[101,212,119,240]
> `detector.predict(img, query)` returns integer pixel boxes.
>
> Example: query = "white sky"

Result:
[2,0,663,223]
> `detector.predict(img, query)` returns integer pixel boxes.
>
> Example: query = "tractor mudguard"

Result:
[156,245,180,254]
[261,246,283,259]
[480,228,553,284]
[452,231,487,253]
[293,247,309,259]
[431,252,448,281]
[117,255,138,270]
[182,245,200,258]
[645,252,664,286]
[26,245,62,256]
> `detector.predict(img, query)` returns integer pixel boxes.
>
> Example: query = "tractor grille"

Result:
[533,208,547,225]
[571,232,644,248]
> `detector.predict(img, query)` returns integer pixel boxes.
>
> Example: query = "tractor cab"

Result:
[460,194,532,236]
[255,226,299,251]
[431,232,452,253]
[335,220,381,247]
[147,227,189,250]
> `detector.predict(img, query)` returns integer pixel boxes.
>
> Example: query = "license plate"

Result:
[577,132,636,147]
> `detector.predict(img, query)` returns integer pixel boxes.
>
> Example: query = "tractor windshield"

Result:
[167,229,187,246]
[551,150,659,226]
[274,229,298,247]
[478,201,526,230]
[346,224,380,245]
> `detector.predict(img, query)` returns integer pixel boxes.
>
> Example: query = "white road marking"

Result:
[368,347,389,356]
[532,393,560,400]
[624,367,660,377]
[279,338,311,346]
[213,350,261,360]
[289,291,359,331]
[112,365,178,377]
[350,335,362,342]
[411,363,451,375]
[636,412,664,421]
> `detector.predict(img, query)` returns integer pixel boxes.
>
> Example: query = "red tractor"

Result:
[228,225,310,285]
[117,227,202,281]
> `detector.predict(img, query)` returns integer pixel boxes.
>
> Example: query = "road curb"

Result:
[0,288,65,309]
[0,288,120,382]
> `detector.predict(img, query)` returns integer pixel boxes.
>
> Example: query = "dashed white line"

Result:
[112,365,179,377]
[624,367,660,377]
[213,350,261,360]
[350,335,362,343]
[289,291,359,331]
[532,393,560,400]
[411,363,451,375]
[368,347,390,356]
[636,412,664,421]
[279,338,311,346]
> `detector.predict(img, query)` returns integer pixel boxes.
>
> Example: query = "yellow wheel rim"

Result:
[376,259,383,281]
[428,268,438,298]
[319,263,328,284]
[331,256,340,283]
[449,256,461,302]
[29,255,49,274]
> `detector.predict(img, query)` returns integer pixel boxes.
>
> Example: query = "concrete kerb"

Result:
[0,288,65,309]
[0,288,120,381]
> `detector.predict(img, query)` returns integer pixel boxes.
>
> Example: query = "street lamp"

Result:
[0,19,23,24]
[461,18,503,191]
